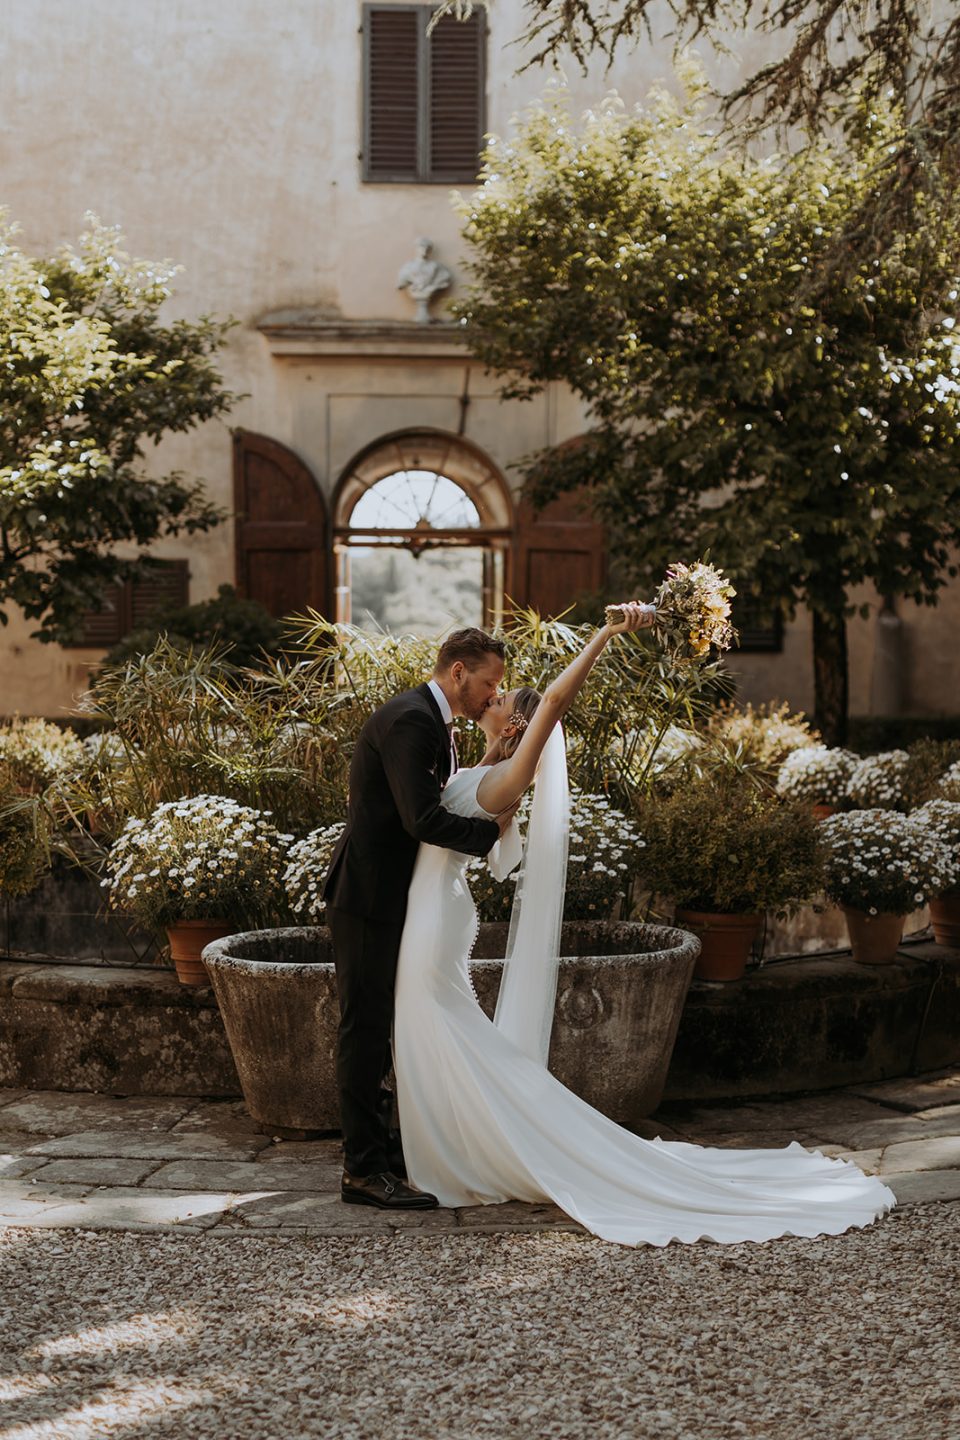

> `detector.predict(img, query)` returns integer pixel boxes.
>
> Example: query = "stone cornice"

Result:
[255,311,470,359]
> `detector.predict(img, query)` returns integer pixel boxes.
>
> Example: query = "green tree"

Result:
[0,214,235,643]
[454,78,960,742]
[438,1,960,259]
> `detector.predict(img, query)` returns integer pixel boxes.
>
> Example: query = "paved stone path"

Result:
[2,1068,959,1234]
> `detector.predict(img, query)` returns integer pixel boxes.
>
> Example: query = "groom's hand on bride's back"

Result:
[496,799,521,836]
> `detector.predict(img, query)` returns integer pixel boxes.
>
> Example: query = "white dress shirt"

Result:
[426,678,457,774]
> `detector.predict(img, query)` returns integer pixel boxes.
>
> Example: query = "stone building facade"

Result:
[1,0,956,718]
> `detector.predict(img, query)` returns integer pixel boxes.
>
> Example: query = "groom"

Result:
[324,628,515,1209]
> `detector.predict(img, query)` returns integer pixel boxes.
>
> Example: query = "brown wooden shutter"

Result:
[428,10,484,181]
[513,488,607,619]
[365,6,420,180]
[233,430,330,620]
[70,559,190,648]
[130,560,189,626]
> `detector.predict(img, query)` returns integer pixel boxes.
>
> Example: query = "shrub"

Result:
[96,586,286,675]
[467,791,644,923]
[633,771,823,916]
[283,823,344,923]
[846,750,911,810]
[0,764,50,898]
[820,809,957,915]
[0,719,85,791]
[706,701,819,779]
[103,794,291,930]
[775,745,859,806]
[901,740,960,810]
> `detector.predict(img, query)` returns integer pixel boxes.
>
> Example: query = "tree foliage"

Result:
[437,0,960,258]
[0,214,235,643]
[454,76,960,739]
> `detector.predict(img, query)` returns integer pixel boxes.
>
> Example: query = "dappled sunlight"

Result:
[25,1311,202,1360]
[313,1289,410,1330]
[0,1382,217,1440]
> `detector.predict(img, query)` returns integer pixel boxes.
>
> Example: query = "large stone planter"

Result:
[203,920,699,1136]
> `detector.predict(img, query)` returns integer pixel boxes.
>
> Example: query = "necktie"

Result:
[446,722,459,775]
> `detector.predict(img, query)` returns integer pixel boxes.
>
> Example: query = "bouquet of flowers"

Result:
[846,751,910,811]
[103,794,291,929]
[468,792,643,923]
[776,745,859,806]
[607,560,737,662]
[820,809,958,915]
[283,822,345,922]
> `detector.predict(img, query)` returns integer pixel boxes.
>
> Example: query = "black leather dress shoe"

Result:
[341,1171,439,1209]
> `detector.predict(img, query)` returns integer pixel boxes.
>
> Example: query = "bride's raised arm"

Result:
[476,602,652,817]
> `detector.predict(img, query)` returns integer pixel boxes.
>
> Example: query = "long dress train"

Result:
[392,766,895,1247]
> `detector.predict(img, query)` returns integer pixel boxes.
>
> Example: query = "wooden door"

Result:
[232,430,330,619]
[512,487,606,618]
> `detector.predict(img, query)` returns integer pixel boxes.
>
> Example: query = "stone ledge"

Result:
[1,943,959,1103]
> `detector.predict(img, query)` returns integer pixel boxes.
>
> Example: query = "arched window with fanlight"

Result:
[334,432,513,634]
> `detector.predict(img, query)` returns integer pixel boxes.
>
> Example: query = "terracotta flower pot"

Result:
[812,803,838,821]
[929,892,960,949]
[166,919,236,986]
[841,907,905,965]
[675,909,763,982]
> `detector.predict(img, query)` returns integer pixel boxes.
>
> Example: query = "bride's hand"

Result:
[605,601,656,635]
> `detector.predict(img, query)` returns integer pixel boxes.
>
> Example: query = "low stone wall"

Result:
[1,939,958,1105]
[665,940,960,1100]
[0,958,238,1097]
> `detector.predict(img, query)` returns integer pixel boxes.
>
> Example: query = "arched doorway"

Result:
[232,430,330,617]
[334,431,513,634]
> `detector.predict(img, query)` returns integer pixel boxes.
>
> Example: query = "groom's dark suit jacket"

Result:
[323,683,500,922]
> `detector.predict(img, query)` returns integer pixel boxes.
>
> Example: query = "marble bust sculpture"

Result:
[397,237,452,323]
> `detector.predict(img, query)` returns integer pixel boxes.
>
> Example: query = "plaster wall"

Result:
[1,0,957,721]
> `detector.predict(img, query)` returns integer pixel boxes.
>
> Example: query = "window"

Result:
[363,5,486,183]
[67,560,190,648]
[734,595,784,653]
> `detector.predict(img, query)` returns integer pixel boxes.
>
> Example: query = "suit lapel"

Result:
[418,683,452,784]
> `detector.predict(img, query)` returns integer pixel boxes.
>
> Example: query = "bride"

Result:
[393,607,895,1247]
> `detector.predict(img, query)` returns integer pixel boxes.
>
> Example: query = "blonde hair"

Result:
[497,686,541,761]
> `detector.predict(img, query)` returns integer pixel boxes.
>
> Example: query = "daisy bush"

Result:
[776,745,859,806]
[0,718,85,791]
[705,701,818,778]
[846,750,910,810]
[283,823,345,922]
[468,792,644,923]
[820,809,958,916]
[911,798,960,851]
[103,794,291,930]
[938,760,960,803]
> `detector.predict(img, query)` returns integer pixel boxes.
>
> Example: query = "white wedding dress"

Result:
[392,763,895,1247]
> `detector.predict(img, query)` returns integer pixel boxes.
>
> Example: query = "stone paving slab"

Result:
[25,1129,273,1162]
[885,1169,960,1204]
[148,1159,342,1191]
[846,1069,960,1113]
[0,1071,957,1235]
[0,1092,194,1135]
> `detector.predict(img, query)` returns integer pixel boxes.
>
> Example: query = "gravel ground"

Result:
[2,1203,958,1440]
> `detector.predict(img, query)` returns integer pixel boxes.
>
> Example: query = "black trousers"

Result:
[326,905,406,1177]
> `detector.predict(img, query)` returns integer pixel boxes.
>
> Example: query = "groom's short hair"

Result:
[435,628,506,672]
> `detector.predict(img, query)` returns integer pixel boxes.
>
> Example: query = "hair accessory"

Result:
[508,710,529,734]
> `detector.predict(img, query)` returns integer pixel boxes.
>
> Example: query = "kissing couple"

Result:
[323,611,894,1247]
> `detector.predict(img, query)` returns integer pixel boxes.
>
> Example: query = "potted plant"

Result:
[635,772,824,981]
[845,750,911,812]
[776,744,859,819]
[910,798,960,946]
[283,821,345,923]
[466,791,644,924]
[819,808,958,964]
[103,794,291,984]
